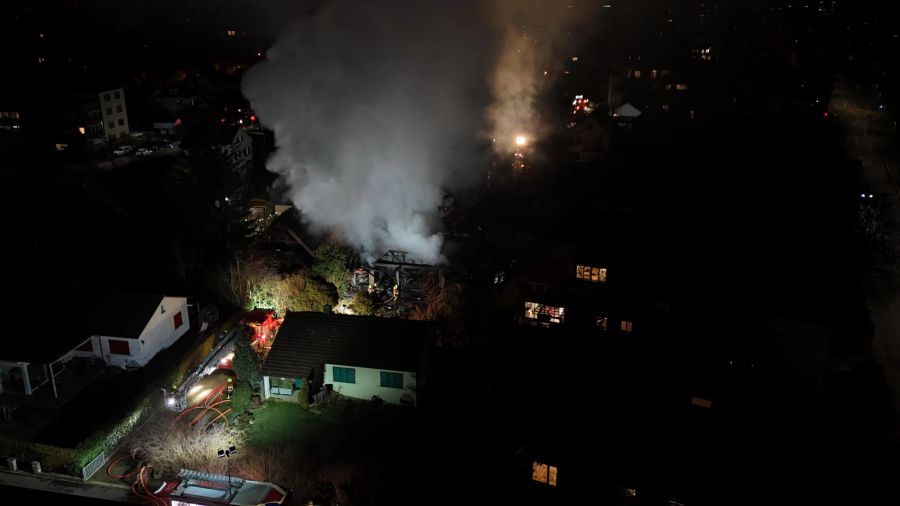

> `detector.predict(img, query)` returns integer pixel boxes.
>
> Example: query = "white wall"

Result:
[100,88,129,139]
[99,296,190,368]
[324,363,416,405]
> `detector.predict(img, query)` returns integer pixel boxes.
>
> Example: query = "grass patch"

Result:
[245,401,319,447]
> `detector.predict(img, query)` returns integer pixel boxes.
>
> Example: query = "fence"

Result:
[81,450,107,480]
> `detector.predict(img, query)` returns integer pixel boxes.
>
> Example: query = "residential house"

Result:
[99,88,130,140]
[567,114,612,162]
[0,292,190,401]
[260,311,428,405]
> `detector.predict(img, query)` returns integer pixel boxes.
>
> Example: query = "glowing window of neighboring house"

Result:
[651,69,658,79]
[633,69,642,79]
[662,104,670,112]
[532,461,558,487]
[620,320,633,334]
[524,302,565,324]
[595,316,608,330]
[576,265,607,283]
[675,83,689,91]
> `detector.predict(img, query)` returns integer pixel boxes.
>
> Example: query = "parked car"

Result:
[135,147,154,157]
[112,145,134,156]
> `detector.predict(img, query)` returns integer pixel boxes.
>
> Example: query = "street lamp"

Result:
[217,445,238,499]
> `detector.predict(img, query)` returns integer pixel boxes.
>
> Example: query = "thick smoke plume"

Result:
[243,1,488,263]
[243,1,591,262]
[486,1,596,155]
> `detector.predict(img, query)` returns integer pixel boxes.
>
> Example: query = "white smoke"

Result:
[486,1,596,155]
[243,1,592,262]
[242,1,489,263]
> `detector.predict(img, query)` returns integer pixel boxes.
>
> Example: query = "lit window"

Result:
[380,371,403,389]
[633,70,642,79]
[675,83,689,91]
[333,366,356,383]
[595,316,608,330]
[620,320,633,334]
[532,461,558,486]
[78,127,86,134]
[524,302,565,324]
[662,104,670,112]
[576,265,607,283]
[227,29,237,36]
[651,69,658,79]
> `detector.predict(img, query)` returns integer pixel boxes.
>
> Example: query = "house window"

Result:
[532,461,558,487]
[104,94,111,102]
[662,104,670,112]
[173,311,183,329]
[620,320,633,334]
[595,316,608,330]
[108,339,130,356]
[118,118,124,126]
[675,83,689,91]
[380,371,404,389]
[116,104,122,113]
[114,91,121,99]
[633,69,642,79]
[524,302,565,324]
[333,366,356,383]
[106,108,112,115]
[576,265,607,283]
[651,69,658,79]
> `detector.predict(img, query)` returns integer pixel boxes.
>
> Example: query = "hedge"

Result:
[0,436,76,473]
[70,393,153,475]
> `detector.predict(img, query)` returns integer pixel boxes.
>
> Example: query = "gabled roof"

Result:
[4,290,166,363]
[261,312,429,379]
[613,102,642,118]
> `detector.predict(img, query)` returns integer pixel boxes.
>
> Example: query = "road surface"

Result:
[831,80,900,416]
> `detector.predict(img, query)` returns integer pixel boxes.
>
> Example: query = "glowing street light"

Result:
[515,135,527,147]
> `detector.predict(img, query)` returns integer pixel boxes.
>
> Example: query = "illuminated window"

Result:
[524,302,565,324]
[633,69,642,79]
[576,265,607,283]
[78,127,86,134]
[380,371,403,389]
[173,311,183,329]
[662,104,670,112]
[532,461,558,487]
[620,320,633,334]
[651,69,658,79]
[595,316,608,330]
[333,366,356,383]
[675,83,689,91]
[226,29,237,36]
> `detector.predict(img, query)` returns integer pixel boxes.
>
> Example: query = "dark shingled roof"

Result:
[4,291,164,363]
[261,312,429,380]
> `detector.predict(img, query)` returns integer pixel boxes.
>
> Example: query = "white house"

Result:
[81,294,191,369]
[260,311,428,406]
[0,292,190,401]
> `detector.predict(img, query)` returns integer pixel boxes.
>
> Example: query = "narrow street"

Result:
[831,80,900,415]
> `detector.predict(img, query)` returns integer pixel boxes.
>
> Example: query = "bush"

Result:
[232,382,251,415]
[348,292,375,316]
[0,437,75,474]
[297,381,310,409]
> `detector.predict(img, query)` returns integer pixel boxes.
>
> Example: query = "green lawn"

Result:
[245,401,320,447]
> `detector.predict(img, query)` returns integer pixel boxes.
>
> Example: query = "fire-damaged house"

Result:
[260,311,429,405]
